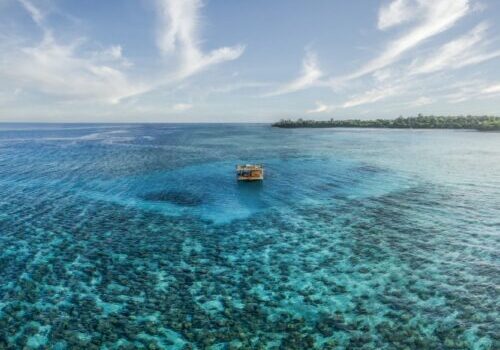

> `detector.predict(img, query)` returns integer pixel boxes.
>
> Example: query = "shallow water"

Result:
[0,124,498,349]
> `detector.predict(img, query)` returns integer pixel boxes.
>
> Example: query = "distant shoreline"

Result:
[272,115,500,132]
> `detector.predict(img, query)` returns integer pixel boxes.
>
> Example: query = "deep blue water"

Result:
[0,123,498,349]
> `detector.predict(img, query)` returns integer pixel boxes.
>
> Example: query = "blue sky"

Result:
[1,0,500,122]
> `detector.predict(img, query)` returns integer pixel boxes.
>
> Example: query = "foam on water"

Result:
[0,124,498,349]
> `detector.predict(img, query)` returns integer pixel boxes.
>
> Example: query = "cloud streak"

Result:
[2,0,245,106]
[306,101,332,114]
[155,0,244,79]
[342,86,400,108]
[4,37,149,104]
[293,0,480,111]
[378,0,417,30]
[18,0,45,27]
[482,84,500,94]
[173,103,193,111]
[329,0,500,110]
[2,0,499,120]
[2,0,149,104]
[409,22,500,75]
[340,0,470,82]
[266,51,323,97]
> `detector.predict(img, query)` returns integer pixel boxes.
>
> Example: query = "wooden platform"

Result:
[236,164,264,181]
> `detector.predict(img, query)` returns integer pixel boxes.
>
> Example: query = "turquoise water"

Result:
[0,124,498,349]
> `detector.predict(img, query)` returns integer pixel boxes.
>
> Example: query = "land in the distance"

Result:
[272,115,500,131]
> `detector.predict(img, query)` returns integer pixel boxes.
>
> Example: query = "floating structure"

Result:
[236,164,264,181]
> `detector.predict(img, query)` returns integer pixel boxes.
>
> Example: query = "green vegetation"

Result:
[272,115,500,131]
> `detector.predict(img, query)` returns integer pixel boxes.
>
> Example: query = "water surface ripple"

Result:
[0,124,498,349]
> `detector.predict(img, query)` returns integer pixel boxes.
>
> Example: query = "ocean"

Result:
[0,123,498,349]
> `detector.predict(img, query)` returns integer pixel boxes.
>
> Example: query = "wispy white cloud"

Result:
[2,0,499,120]
[306,101,333,114]
[2,0,245,107]
[482,84,500,94]
[330,0,498,111]
[324,77,499,112]
[266,50,323,97]
[302,0,475,114]
[3,37,149,104]
[409,22,500,75]
[372,69,393,82]
[408,96,433,107]
[91,45,132,67]
[471,1,487,13]
[173,103,193,111]
[339,0,470,82]
[342,85,399,108]
[155,0,244,79]
[208,81,272,94]
[2,0,149,104]
[18,0,45,27]
[431,79,500,103]
[378,0,417,30]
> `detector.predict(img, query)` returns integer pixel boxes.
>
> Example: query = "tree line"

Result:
[272,115,500,131]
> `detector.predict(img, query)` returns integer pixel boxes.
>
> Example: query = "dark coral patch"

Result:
[141,190,203,207]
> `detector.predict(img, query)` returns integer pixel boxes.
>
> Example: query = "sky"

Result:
[0,0,500,122]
